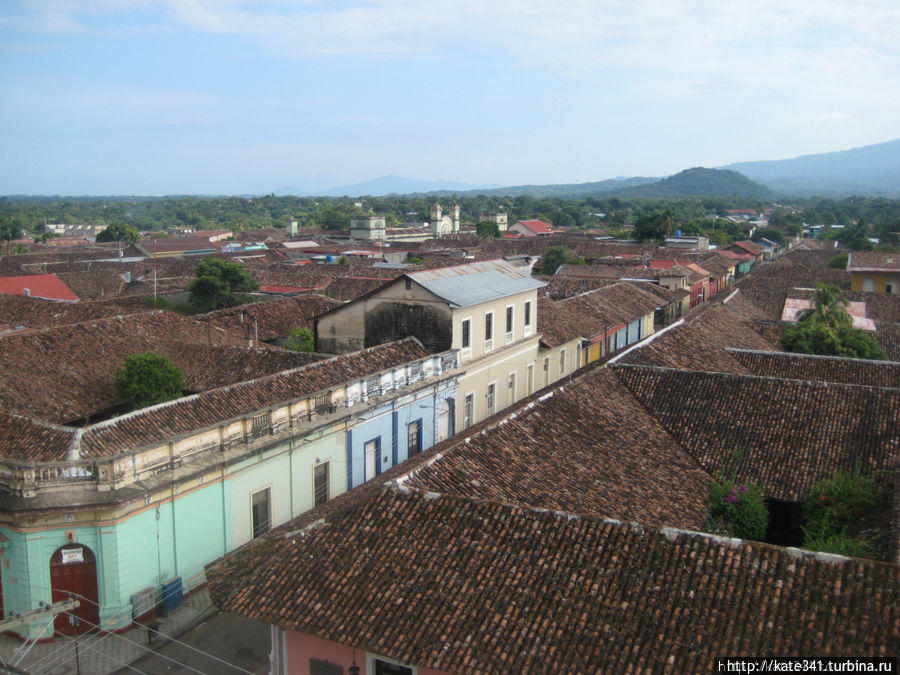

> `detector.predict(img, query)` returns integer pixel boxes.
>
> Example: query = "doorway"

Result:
[50,544,100,635]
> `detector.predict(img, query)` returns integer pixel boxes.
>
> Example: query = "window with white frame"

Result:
[251,487,271,539]
[559,348,566,374]
[484,311,494,351]
[461,318,471,351]
[505,305,514,344]
[527,363,534,395]
[507,372,516,405]
[313,462,329,507]
[486,382,496,417]
[463,393,474,428]
[543,356,549,386]
[524,300,533,335]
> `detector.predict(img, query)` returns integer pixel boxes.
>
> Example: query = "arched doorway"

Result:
[50,544,100,635]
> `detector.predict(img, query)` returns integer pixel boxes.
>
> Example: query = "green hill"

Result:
[607,167,774,199]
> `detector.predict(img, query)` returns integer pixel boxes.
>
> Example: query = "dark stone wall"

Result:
[365,302,452,353]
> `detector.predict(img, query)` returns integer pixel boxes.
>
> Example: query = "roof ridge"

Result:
[725,347,900,366]
[612,361,900,393]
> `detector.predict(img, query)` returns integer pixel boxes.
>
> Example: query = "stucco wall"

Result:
[285,630,450,675]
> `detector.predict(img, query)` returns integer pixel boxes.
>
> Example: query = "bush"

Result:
[828,253,848,269]
[704,478,768,540]
[801,529,873,558]
[803,468,884,536]
[283,326,315,352]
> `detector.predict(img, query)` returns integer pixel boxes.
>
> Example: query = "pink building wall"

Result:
[286,631,450,675]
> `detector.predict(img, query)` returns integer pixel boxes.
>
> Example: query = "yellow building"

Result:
[847,251,900,294]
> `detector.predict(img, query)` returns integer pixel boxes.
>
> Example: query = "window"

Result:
[524,300,532,328]
[486,383,496,417]
[372,657,414,675]
[507,372,516,405]
[314,392,331,415]
[461,318,471,349]
[505,305,514,343]
[576,343,583,367]
[408,420,422,456]
[484,311,493,351]
[542,356,549,386]
[366,375,380,398]
[313,463,329,507]
[463,393,474,428]
[527,363,534,395]
[251,488,270,539]
[559,348,566,374]
[364,438,380,481]
[250,412,270,439]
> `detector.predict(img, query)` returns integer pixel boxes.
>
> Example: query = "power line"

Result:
[22,582,255,675]
[52,631,147,675]
[56,611,206,675]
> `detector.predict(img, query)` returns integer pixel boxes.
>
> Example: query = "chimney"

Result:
[23,288,30,297]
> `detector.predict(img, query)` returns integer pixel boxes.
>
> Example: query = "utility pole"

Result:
[0,598,81,672]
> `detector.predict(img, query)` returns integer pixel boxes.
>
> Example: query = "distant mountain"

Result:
[275,175,499,197]
[606,167,774,199]
[446,176,659,198]
[721,139,900,197]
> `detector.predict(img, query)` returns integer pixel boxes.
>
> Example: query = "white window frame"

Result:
[484,310,494,352]
[524,300,533,336]
[504,304,515,344]
[460,316,472,359]
[463,392,475,428]
[526,363,534,395]
[507,371,517,406]
[559,347,566,375]
[312,461,330,507]
[542,356,550,386]
[485,381,497,417]
[250,485,273,539]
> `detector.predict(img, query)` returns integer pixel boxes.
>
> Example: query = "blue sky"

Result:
[1,0,898,195]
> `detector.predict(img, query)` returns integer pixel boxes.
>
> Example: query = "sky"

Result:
[1,0,898,195]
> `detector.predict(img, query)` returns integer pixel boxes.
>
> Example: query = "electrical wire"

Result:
[53,630,146,674]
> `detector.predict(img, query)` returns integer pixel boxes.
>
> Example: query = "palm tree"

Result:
[0,221,22,255]
[798,283,852,328]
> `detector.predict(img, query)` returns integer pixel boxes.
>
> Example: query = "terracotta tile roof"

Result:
[323,276,392,302]
[0,273,79,301]
[207,486,898,672]
[170,343,325,391]
[556,263,656,280]
[614,364,899,501]
[405,368,711,529]
[0,411,76,463]
[540,276,621,298]
[513,219,553,234]
[727,349,900,388]
[0,294,130,329]
[538,282,664,347]
[76,338,430,459]
[202,295,343,342]
[619,292,777,373]
[729,240,767,256]
[848,251,900,272]
[0,311,251,424]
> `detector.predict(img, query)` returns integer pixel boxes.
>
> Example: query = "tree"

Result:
[188,258,260,309]
[476,221,501,240]
[839,218,874,251]
[96,223,140,242]
[283,326,315,352]
[633,209,675,241]
[540,246,572,275]
[828,253,849,269]
[0,221,22,254]
[115,352,184,410]
[796,283,851,328]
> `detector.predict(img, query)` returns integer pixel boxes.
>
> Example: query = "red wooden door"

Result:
[50,545,99,635]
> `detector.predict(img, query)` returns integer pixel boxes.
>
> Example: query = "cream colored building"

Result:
[315,260,546,429]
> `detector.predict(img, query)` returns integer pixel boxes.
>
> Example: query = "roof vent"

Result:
[23,288,30,296]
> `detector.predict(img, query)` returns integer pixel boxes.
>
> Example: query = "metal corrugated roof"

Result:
[409,260,545,308]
